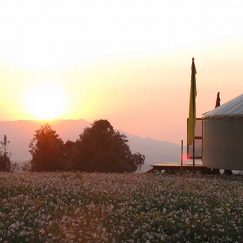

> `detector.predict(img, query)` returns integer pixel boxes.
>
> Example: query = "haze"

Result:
[0,0,243,144]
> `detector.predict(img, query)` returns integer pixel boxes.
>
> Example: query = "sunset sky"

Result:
[0,0,243,143]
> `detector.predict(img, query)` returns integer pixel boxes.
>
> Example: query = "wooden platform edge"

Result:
[147,163,209,174]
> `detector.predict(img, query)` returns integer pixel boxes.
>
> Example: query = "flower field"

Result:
[0,173,242,242]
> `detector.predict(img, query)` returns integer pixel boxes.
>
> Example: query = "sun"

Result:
[25,83,68,120]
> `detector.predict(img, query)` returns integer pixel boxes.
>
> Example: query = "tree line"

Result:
[0,119,145,172]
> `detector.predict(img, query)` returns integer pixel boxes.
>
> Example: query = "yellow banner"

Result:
[188,58,197,145]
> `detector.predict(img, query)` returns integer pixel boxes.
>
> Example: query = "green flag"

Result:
[188,58,197,145]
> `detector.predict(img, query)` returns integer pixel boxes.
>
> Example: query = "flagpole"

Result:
[180,139,183,174]
[193,140,195,170]
[192,58,195,171]
[188,57,197,171]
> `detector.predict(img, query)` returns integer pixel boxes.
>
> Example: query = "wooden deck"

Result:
[148,162,207,173]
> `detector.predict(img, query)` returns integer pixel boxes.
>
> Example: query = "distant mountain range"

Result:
[0,120,180,172]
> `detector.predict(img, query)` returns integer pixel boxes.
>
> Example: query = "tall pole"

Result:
[192,58,196,171]
[193,140,195,172]
[188,57,197,172]
[180,139,183,174]
[3,135,7,161]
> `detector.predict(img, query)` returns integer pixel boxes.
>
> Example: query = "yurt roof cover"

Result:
[204,94,243,117]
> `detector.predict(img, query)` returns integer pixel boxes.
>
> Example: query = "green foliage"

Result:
[0,153,11,172]
[70,119,145,172]
[29,124,65,172]
[0,135,11,172]
[29,120,144,172]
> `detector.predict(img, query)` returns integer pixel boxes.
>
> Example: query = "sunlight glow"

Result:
[0,1,243,142]
[25,83,68,120]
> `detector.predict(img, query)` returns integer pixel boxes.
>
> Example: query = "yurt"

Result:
[202,94,243,170]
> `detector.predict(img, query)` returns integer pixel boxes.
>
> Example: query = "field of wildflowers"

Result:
[0,172,242,242]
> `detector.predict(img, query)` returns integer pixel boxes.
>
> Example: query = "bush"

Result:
[0,135,11,172]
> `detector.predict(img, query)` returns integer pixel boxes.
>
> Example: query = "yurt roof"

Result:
[204,94,243,118]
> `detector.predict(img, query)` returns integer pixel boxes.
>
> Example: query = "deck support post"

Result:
[180,140,183,174]
[193,140,195,173]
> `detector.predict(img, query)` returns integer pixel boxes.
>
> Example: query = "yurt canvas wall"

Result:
[203,94,243,170]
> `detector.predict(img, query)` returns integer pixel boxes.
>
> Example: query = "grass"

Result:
[0,172,242,242]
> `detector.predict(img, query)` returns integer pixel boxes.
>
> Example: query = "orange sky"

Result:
[0,0,243,144]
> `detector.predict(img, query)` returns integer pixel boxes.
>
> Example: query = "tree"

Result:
[63,140,76,171]
[72,119,145,172]
[0,135,11,172]
[29,124,65,171]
